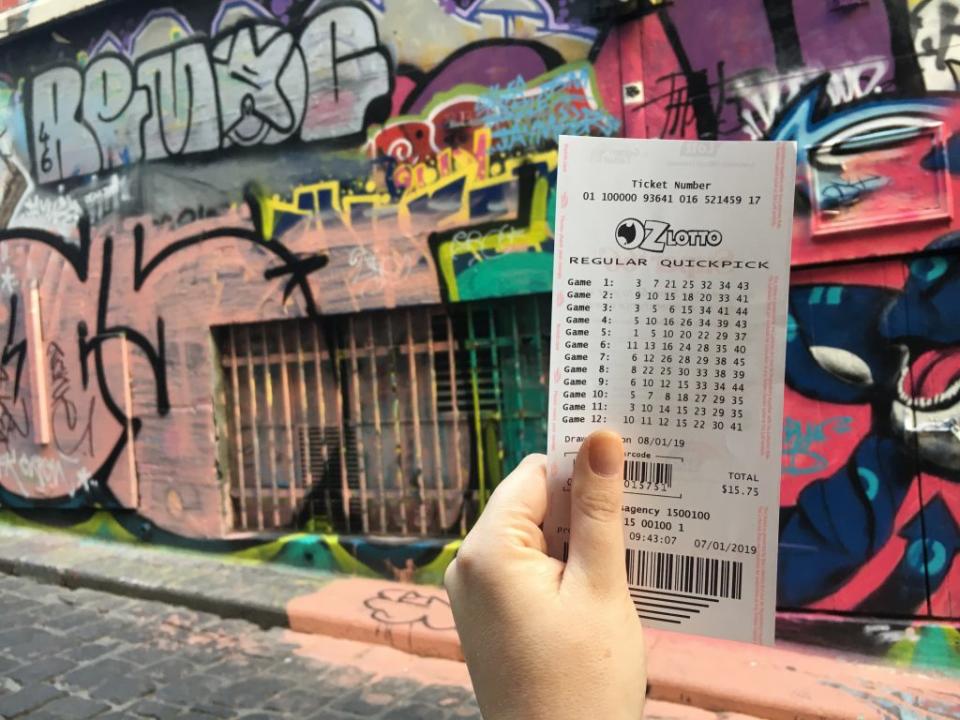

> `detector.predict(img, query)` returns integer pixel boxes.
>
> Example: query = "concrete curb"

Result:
[0,554,290,629]
[0,524,956,720]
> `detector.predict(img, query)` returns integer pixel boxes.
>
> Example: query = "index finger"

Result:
[465,454,549,550]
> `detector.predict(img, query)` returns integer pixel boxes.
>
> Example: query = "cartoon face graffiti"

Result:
[212,23,308,147]
[887,246,960,471]
[782,235,960,612]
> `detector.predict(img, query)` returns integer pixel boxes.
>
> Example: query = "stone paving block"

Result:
[176,645,230,667]
[41,609,105,631]
[0,683,65,717]
[306,710,377,720]
[0,593,25,610]
[65,618,125,642]
[59,641,118,662]
[128,698,185,720]
[37,694,111,719]
[7,655,75,684]
[143,657,200,683]
[61,656,136,689]
[89,674,157,703]
[182,703,234,718]
[122,597,180,618]
[208,677,289,708]
[264,687,331,715]
[0,654,19,674]
[0,627,64,659]
[118,645,178,667]
[154,675,230,705]
[59,593,135,616]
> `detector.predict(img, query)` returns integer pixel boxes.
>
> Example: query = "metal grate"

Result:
[214,297,550,537]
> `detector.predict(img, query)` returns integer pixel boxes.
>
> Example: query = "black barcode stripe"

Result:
[630,591,710,608]
[638,614,683,624]
[625,549,743,600]
[623,460,673,490]
[635,587,719,603]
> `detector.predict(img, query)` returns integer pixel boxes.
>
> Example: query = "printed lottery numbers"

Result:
[628,278,751,432]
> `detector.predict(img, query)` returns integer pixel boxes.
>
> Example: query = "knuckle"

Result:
[448,543,485,580]
[516,453,547,473]
[443,559,459,593]
[574,485,622,523]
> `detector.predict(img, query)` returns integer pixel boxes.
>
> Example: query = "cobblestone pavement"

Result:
[0,573,481,720]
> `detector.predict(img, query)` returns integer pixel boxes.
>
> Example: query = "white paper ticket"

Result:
[546,136,796,645]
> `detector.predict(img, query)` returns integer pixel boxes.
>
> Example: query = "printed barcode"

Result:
[624,460,672,490]
[625,549,743,600]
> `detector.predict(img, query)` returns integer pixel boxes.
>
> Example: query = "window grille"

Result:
[214,296,550,536]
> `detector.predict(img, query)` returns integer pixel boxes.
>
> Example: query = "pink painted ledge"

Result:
[286,577,960,720]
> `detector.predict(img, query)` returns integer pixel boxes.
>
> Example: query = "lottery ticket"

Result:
[546,136,797,645]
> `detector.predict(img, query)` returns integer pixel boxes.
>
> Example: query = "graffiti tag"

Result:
[48,341,95,457]
[27,3,392,184]
[782,416,853,476]
[363,588,456,631]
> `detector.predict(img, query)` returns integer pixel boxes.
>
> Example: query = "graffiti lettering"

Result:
[345,246,422,292]
[80,175,133,226]
[818,175,891,212]
[27,3,392,183]
[476,68,619,149]
[782,416,853,476]
[48,341,95,457]
[13,193,83,236]
[0,366,28,453]
[0,293,27,453]
[730,59,889,140]
[0,447,91,496]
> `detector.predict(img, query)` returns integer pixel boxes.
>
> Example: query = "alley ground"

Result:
[0,573,482,720]
[0,522,955,720]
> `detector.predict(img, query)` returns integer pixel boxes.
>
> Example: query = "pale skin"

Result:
[445,430,646,720]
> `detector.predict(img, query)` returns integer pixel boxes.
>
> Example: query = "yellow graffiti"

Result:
[434,169,554,302]
[254,126,557,245]
[0,508,140,543]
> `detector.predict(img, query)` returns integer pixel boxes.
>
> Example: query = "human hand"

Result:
[444,430,646,720]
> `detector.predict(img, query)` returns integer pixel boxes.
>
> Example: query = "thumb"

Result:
[563,430,627,594]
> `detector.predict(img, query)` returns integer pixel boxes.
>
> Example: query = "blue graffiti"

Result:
[439,0,598,39]
[476,69,620,150]
[766,78,950,168]
[819,175,890,210]
[780,237,960,611]
[782,416,854,476]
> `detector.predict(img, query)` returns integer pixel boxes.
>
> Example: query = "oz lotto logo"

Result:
[616,218,722,253]
[616,218,645,249]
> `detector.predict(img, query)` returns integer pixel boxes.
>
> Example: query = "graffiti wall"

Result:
[0,0,619,537]
[0,0,956,620]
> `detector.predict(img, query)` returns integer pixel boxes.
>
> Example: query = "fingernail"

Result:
[588,431,623,477]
